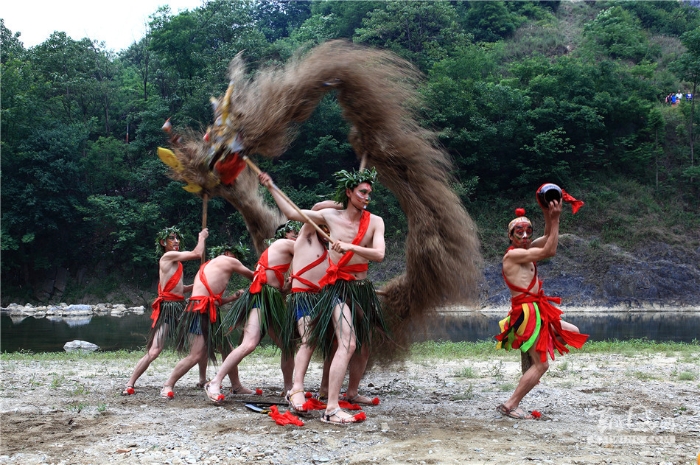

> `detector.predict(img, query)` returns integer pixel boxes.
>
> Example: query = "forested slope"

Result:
[1,1,699,306]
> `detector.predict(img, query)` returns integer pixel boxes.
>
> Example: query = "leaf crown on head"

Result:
[209,242,250,260]
[333,167,377,207]
[155,226,184,255]
[274,220,303,239]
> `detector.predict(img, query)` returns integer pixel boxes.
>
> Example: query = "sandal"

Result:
[121,385,135,396]
[204,382,225,403]
[286,389,311,416]
[320,407,366,425]
[160,386,175,400]
[496,403,535,420]
[196,380,209,389]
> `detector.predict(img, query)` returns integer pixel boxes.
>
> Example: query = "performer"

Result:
[495,199,588,420]
[284,202,336,414]
[259,168,387,425]
[161,245,254,399]
[122,227,208,396]
[204,237,296,402]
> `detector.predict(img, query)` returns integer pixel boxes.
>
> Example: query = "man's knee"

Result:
[148,346,164,359]
[238,339,258,355]
[536,360,549,374]
[338,338,357,355]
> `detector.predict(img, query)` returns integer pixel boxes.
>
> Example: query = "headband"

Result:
[333,168,377,207]
[155,226,184,255]
[274,220,303,239]
[209,242,249,260]
[508,208,532,233]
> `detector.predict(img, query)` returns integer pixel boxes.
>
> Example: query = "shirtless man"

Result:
[260,168,386,425]
[495,200,588,419]
[204,237,296,402]
[161,247,254,399]
[285,202,378,413]
[284,203,335,414]
[122,227,208,396]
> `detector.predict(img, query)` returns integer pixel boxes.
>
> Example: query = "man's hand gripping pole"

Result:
[242,156,334,245]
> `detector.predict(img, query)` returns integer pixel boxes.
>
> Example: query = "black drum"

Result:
[536,183,562,208]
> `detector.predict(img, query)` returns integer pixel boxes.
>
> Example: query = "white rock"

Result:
[63,340,99,352]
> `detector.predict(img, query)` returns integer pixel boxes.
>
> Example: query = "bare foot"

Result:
[345,393,380,406]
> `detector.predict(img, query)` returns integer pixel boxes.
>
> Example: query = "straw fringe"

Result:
[146,300,185,350]
[220,285,292,357]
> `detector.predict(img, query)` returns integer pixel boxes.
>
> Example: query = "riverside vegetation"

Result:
[2,1,699,307]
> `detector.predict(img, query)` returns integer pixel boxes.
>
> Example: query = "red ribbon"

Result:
[215,152,246,185]
[561,189,584,214]
[188,296,222,323]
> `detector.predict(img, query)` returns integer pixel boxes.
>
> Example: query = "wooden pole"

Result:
[242,156,334,244]
[359,151,368,171]
[201,193,208,264]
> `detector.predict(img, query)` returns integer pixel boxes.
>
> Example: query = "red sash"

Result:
[291,249,328,293]
[319,210,370,287]
[150,262,184,328]
[249,249,291,294]
[188,261,224,323]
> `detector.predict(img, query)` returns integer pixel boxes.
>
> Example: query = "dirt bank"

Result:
[1,347,699,464]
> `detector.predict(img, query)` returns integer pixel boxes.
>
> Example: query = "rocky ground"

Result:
[1,346,699,465]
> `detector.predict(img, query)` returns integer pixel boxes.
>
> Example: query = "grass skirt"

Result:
[146,300,185,351]
[175,299,229,364]
[220,284,292,357]
[286,291,321,350]
[309,279,388,358]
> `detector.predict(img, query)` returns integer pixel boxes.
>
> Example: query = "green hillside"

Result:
[1,1,699,305]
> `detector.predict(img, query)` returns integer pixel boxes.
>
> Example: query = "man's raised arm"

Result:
[162,228,209,263]
[258,173,325,225]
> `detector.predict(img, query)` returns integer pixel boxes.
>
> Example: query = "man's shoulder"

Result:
[368,211,384,223]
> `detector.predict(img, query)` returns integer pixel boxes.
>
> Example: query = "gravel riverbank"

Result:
[1,344,699,465]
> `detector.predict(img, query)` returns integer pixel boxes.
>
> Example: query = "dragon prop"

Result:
[158,40,483,360]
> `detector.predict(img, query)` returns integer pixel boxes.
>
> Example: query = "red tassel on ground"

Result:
[338,400,362,411]
[215,152,246,185]
[353,412,367,422]
[531,410,542,419]
[269,406,304,426]
[301,398,327,411]
[255,388,263,396]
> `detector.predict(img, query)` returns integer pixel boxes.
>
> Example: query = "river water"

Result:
[1,310,699,353]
